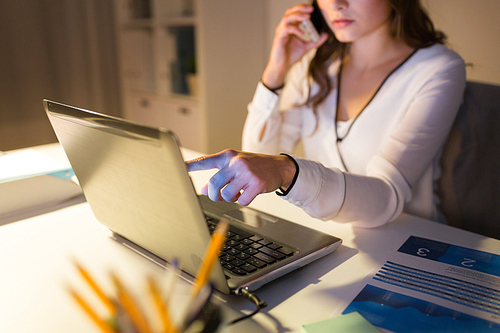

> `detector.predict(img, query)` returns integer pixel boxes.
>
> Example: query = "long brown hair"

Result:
[307,0,446,109]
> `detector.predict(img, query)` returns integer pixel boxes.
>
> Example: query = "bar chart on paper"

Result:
[343,236,500,332]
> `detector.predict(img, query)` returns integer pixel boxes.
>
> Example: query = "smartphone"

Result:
[299,0,324,43]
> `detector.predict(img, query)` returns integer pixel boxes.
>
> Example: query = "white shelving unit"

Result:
[114,0,267,153]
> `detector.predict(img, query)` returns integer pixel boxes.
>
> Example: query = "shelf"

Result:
[165,25,196,96]
[115,0,268,153]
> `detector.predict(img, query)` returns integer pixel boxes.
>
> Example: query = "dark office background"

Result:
[0,1,120,151]
[0,0,498,151]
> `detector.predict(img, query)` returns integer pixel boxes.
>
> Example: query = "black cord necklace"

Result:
[334,48,418,172]
[334,60,350,171]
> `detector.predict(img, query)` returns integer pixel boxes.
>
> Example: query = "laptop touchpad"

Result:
[223,207,278,228]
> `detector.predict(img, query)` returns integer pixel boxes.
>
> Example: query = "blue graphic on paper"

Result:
[1,167,75,183]
[373,261,500,316]
[343,285,500,332]
[47,168,75,180]
[398,236,500,277]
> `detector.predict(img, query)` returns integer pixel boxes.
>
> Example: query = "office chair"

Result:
[438,81,500,240]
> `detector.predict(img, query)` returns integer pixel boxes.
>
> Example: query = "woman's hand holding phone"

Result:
[261,2,328,90]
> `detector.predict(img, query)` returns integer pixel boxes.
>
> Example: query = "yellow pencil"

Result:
[69,288,116,333]
[110,272,153,333]
[147,276,178,333]
[75,261,117,316]
[190,218,228,299]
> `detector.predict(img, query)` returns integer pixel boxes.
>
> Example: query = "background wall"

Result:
[0,0,120,151]
[1,1,498,151]
[423,0,500,85]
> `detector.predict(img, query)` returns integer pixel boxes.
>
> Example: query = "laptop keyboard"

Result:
[206,216,295,276]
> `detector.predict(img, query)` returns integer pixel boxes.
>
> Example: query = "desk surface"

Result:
[1,143,499,333]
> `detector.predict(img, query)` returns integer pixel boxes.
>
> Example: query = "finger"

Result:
[220,178,246,203]
[315,32,330,46]
[237,185,262,207]
[301,31,329,49]
[284,24,308,39]
[207,168,233,202]
[235,175,271,206]
[201,184,208,196]
[186,153,227,172]
[284,4,313,17]
[283,11,314,27]
[282,3,315,25]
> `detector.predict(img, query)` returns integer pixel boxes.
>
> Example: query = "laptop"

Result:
[44,99,342,295]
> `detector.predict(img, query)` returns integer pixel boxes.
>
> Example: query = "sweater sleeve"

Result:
[242,51,315,154]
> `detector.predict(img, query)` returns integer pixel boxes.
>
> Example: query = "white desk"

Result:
[1,143,499,333]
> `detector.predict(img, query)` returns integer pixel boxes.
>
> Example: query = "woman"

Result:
[187,0,466,228]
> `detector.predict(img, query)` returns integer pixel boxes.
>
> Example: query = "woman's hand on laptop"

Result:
[186,149,297,206]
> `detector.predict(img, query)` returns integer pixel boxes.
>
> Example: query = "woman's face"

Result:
[316,0,393,43]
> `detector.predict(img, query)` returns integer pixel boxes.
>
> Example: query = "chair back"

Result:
[439,81,500,239]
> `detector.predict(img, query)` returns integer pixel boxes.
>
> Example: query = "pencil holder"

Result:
[183,298,222,333]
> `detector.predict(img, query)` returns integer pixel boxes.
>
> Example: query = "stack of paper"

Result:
[0,149,84,222]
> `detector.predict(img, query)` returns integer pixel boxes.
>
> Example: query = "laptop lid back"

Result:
[44,99,231,294]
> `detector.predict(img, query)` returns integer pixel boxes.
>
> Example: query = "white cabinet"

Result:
[130,94,161,125]
[114,0,267,153]
[119,30,156,92]
[163,99,201,151]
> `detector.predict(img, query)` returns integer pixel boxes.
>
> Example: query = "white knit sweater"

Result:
[243,44,466,228]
